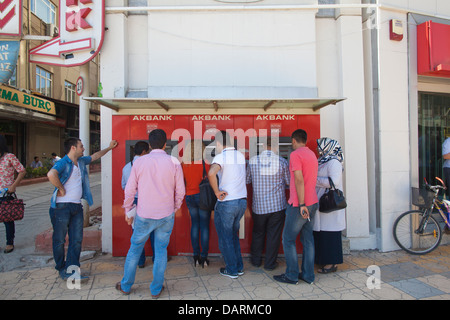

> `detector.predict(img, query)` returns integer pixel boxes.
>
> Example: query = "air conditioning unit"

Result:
[45,23,59,37]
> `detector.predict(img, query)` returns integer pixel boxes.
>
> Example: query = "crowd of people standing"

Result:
[114,128,346,297]
[0,126,346,299]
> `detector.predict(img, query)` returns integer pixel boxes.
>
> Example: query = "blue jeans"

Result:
[214,198,247,275]
[186,193,211,258]
[49,202,84,277]
[121,213,174,295]
[282,203,318,283]
[132,198,155,266]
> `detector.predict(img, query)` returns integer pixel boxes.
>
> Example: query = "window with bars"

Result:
[36,66,52,97]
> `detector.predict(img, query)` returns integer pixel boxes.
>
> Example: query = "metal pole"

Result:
[79,63,90,157]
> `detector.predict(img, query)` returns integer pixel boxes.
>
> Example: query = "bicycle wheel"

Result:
[393,210,442,255]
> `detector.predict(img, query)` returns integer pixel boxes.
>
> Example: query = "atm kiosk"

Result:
[111,114,320,257]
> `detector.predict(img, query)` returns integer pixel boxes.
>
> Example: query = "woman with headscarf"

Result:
[313,137,346,273]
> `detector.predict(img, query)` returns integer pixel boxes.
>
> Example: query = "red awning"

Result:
[418,21,450,78]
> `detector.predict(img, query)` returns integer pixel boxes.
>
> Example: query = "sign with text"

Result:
[0,0,22,36]
[0,41,19,83]
[29,0,104,67]
[0,85,56,115]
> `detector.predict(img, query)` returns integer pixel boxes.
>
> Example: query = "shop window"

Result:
[418,93,450,184]
[36,66,52,97]
[31,0,56,24]
[65,81,76,103]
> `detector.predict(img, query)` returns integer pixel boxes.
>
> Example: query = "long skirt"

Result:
[313,230,343,265]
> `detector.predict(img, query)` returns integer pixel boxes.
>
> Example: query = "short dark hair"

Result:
[292,129,307,144]
[134,141,149,156]
[0,135,8,158]
[51,152,57,157]
[148,129,167,149]
[64,137,81,154]
[215,130,232,147]
[34,156,39,161]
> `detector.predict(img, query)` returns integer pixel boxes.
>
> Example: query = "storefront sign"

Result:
[76,76,83,96]
[0,0,22,36]
[0,85,56,115]
[0,41,19,83]
[418,21,450,78]
[29,0,104,67]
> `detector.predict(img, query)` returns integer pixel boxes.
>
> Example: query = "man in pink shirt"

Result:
[116,129,185,299]
[274,129,318,285]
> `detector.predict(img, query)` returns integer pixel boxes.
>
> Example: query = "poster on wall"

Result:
[0,41,19,83]
[29,0,104,67]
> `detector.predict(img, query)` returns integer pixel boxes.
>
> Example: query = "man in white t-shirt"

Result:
[208,130,247,279]
[47,137,118,283]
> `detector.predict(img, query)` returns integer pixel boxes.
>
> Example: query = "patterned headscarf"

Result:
[317,137,344,165]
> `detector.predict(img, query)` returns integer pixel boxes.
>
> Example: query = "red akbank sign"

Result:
[29,0,104,67]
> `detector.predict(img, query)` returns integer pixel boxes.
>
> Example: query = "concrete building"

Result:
[0,0,100,169]
[88,0,450,255]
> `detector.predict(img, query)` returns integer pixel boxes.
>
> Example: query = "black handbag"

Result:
[0,192,25,222]
[319,177,347,213]
[198,161,217,211]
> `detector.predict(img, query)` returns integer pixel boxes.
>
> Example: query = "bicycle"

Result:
[393,177,450,255]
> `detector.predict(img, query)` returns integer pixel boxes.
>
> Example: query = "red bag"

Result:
[0,192,25,222]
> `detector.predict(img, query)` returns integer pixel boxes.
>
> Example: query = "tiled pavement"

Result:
[0,245,449,300]
[0,172,449,301]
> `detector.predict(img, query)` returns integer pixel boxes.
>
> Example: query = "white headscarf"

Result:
[317,137,344,166]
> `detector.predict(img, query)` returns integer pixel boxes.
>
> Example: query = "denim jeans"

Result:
[121,213,174,295]
[214,198,247,275]
[282,203,318,283]
[186,193,211,258]
[49,202,84,277]
[132,198,155,266]
[4,221,14,245]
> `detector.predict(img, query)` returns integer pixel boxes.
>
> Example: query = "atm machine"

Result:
[111,114,320,257]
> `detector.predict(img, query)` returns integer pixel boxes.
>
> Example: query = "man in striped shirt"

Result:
[246,137,289,270]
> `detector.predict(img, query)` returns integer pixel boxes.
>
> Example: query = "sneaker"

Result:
[60,271,89,284]
[273,274,298,285]
[219,267,238,279]
[298,273,314,285]
[237,270,244,276]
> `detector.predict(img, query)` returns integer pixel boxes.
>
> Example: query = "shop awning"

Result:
[84,97,345,114]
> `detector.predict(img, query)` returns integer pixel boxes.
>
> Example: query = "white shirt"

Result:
[212,147,247,201]
[56,164,82,203]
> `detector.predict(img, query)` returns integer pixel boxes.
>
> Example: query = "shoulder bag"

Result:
[319,177,347,213]
[0,192,25,222]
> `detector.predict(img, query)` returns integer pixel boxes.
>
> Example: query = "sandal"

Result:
[317,265,337,274]
[4,245,14,254]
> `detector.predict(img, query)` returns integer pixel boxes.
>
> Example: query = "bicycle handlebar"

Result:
[423,177,447,193]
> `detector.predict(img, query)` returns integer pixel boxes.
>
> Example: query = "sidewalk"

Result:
[0,173,449,300]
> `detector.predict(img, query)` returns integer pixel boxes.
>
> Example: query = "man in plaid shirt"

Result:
[246,137,290,270]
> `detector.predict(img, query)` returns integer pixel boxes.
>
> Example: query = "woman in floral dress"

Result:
[0,135,26,253]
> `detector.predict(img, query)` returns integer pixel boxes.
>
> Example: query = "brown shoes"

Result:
[115,282,130,295]
[152,286,164,299]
